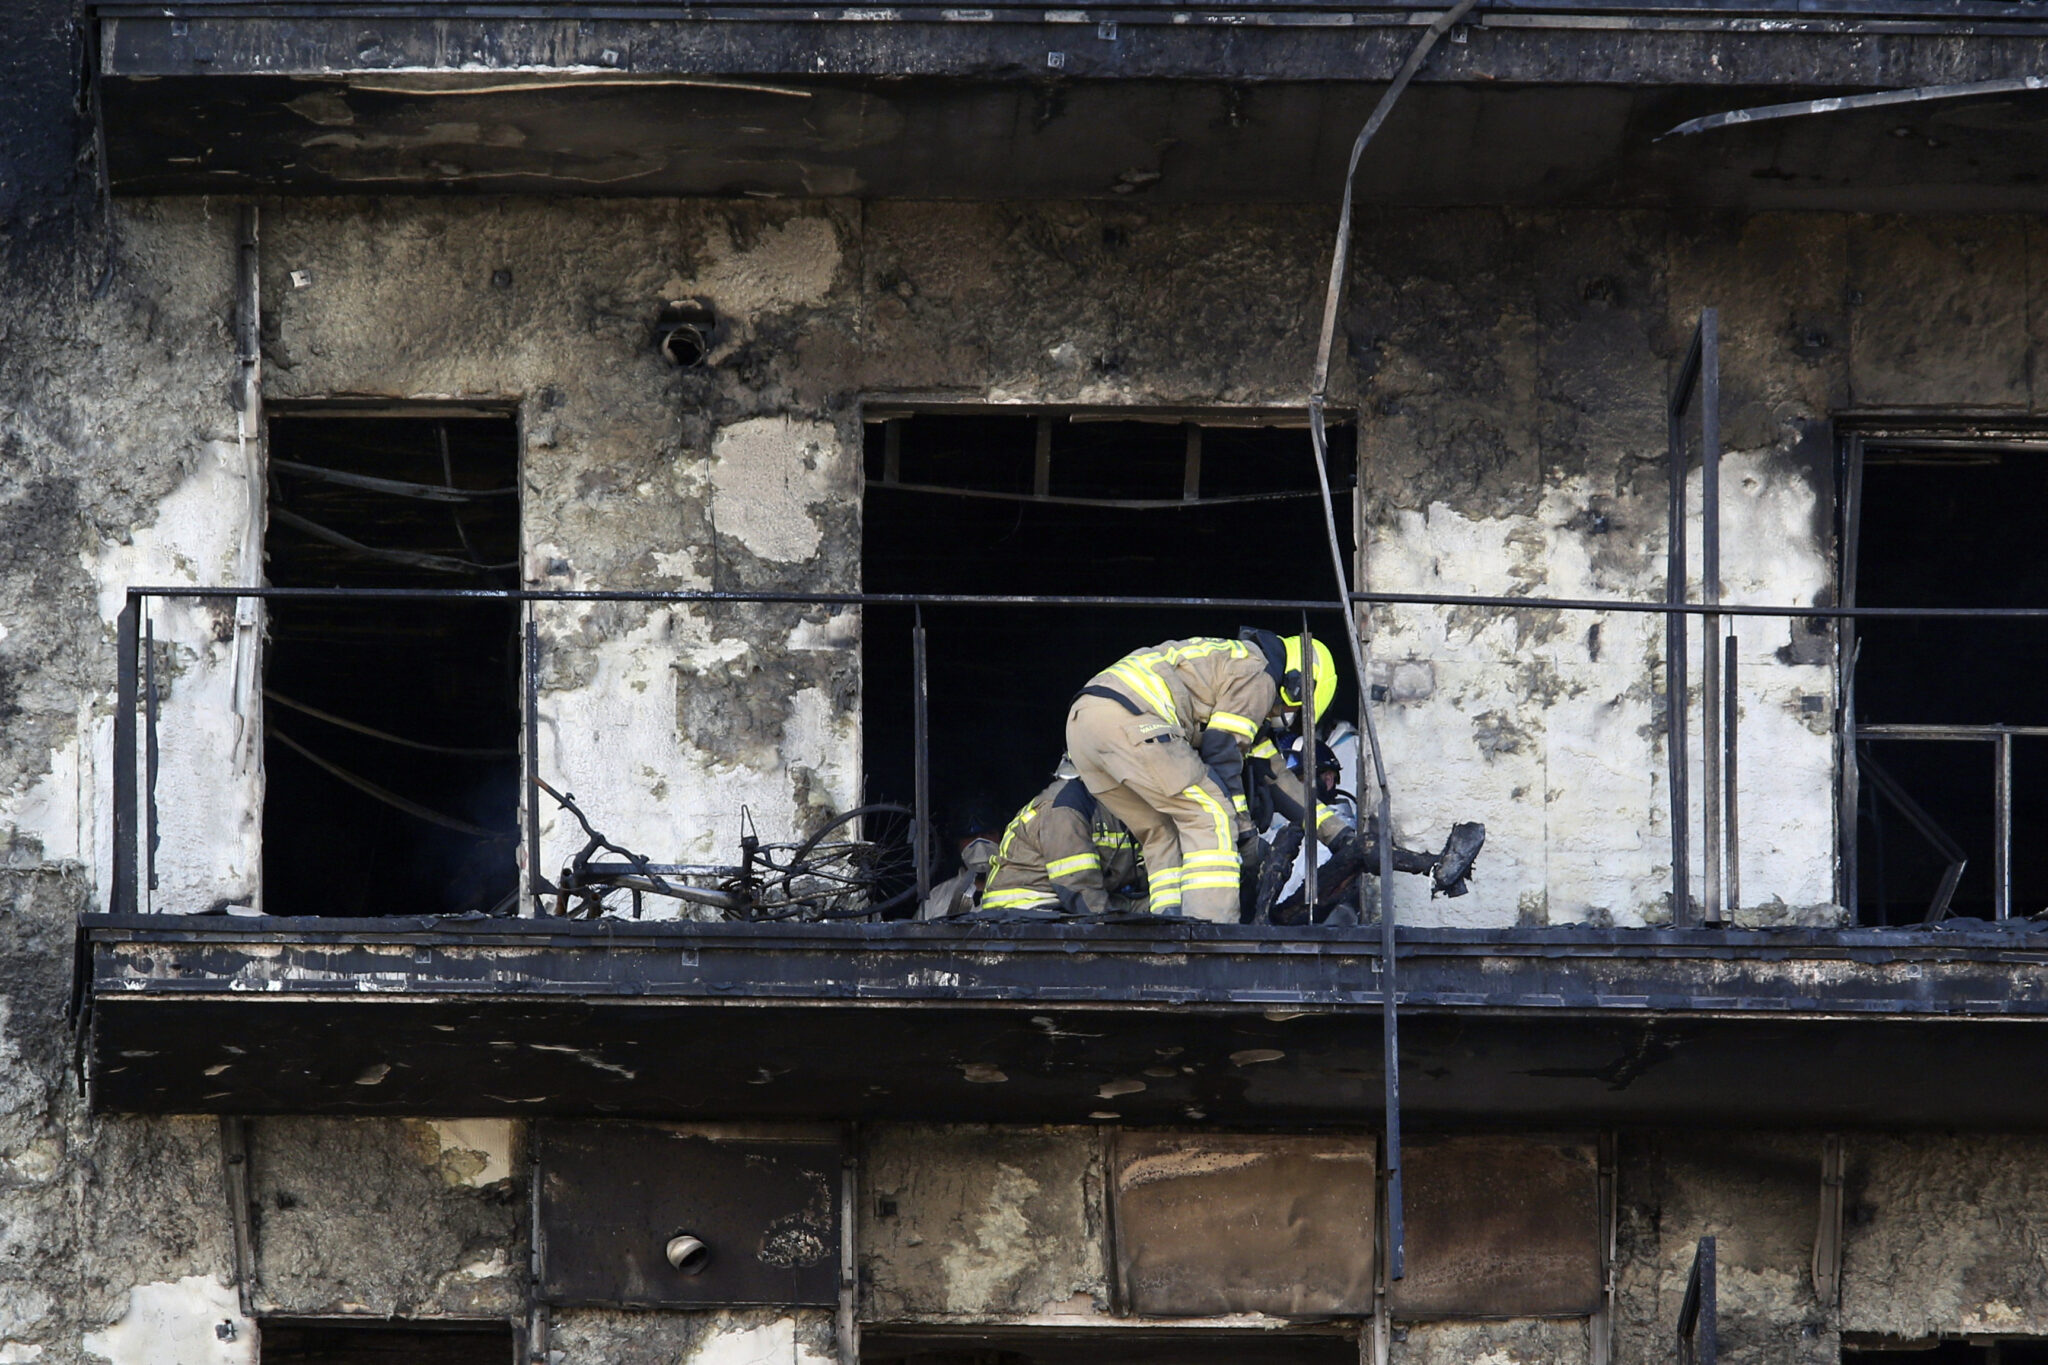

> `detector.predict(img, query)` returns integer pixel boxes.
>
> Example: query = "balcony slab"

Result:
[73,915,2048,1126]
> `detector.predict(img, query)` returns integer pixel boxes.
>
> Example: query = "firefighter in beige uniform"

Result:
[981,776,1144,915]
[1065,632,1338,922]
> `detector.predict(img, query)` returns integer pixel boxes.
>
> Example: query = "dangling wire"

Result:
[1306,0,1485,805]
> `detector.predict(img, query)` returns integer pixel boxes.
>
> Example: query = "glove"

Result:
[1197,726,1241,769]
[1313,826,1366,890]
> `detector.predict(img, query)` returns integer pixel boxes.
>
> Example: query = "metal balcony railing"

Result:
[108,580,2048,934]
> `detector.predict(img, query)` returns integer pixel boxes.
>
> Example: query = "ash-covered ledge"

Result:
[74,915,2048,1127]
[72,914,2048,1013]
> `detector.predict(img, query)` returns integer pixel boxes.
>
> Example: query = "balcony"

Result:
[74,573,2048,1127]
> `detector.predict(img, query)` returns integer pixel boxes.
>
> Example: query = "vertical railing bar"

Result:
[1724,632,1739,916]
[1666,333,1695,926]
[1379,787,1402,1279]
[1700,309,1724,926]
[144,611,160,905]
[526,613,548,912]
[1301,612,1318,923]
[912,607,931,906]
[112,596,139,918]
[1839,433,1866,919]
[1996,729,2013,920]
[1182,422,1202,503]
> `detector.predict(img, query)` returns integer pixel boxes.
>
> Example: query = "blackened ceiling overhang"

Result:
[92,6,2048,207]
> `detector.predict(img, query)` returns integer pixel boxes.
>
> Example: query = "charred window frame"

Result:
[259,401,525,919]
[1837,420,2048,926]
[857,405,1359,878]
[257,1317,518,1363]
[1844,1335,2048,1364]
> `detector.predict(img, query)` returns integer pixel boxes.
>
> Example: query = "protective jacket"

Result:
[1084,637,1281,756]
[982,778,1143,915]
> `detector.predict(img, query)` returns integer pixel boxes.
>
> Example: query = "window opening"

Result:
[861,411,1357,908]
[862,1328,1358,1365]
[1845,1336,2048,1364]
[263,414,521,918]
[1847,434,2048,925]
[259,1319,515,1364]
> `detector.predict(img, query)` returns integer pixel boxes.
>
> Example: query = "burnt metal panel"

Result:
[537,1122,844,1308]
[1113,1132,1376,1317]
[1389,1135,1601,1319]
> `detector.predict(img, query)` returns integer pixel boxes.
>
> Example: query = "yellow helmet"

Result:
[1280,636,1338,722]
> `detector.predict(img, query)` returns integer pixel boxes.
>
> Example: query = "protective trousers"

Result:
[1065,694,1241,922]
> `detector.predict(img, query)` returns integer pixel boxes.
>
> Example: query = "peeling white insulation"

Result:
[81,1278,254,1365]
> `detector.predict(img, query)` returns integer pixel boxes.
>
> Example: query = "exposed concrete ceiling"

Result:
[93,11,2048,208]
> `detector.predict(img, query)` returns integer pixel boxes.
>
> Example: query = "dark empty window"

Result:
[1848,434,2048,925]
[1846,1337,2048,1365]
[263,413,521,918]
[260,1320,513,1364]
[861,411,1356,876]
[863,1328,1356,1365]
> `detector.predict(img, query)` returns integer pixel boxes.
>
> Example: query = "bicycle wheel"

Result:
[757,804,923,921]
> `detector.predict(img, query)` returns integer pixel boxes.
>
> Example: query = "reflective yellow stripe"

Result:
[1102,640,1253,734]
[1250,739,1279,759]
[1182,783,1235,858]
[1106,662,1178,726]
[1181,872,1241,891]
[1046,854,1097,879]
[992,806,1038,868]
[1231,795,1250,815]
[1182,852,1238,869]
[983,887,1055,909]
[1162,640,1248,665]
[1208,711,1257,740]
[1093,834,1136,850]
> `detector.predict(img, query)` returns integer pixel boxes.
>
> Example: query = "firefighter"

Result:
[1065,631,1347,923]
[981,769,1144,916]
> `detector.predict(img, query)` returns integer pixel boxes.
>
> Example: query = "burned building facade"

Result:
[10,0,2048,1361]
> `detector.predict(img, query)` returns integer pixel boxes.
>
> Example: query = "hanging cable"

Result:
[270,505,516,575]
[267,727,512,840]
[1308,0,1485,784]
[1303,0,1484,1287]
[263,690,515,758]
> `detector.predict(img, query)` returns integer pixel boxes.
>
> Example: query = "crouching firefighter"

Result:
[1065,631,1343,923]
[980,769,1145,916]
